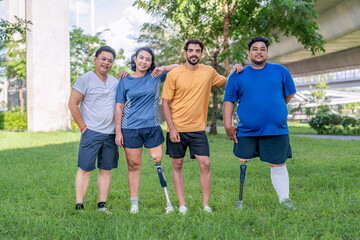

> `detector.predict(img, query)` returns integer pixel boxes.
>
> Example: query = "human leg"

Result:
[270,163,290,203]
[149,144,163,163]
[98,168,111,203]
[124,147,142,211]
[195,155,211,207]
[172,157,186,206]
[75,168,91,204]
[258,135,292,204]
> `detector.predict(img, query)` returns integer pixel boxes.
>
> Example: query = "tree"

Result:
[70,27,127,85]
[0,16,31,113]
[135,0,325,134]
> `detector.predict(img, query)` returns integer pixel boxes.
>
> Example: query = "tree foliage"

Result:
[70,27,127,85]
[135,0,326,134]
[0,16,31,113]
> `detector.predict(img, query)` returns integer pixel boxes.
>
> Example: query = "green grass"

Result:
[288,122,317,135]
[1,130,359,239]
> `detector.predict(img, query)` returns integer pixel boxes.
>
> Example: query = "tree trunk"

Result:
[223,0,236,76]
[19,80,24,113]
[209,38,221,134]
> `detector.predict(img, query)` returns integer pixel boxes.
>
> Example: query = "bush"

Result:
[341,116,357,134]
[309,111,360,135]
[308,112,332,134]
[0,110,27,130]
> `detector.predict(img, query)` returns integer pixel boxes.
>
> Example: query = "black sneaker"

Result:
[75,203,84,210]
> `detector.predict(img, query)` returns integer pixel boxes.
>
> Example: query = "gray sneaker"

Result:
[281,198,294,209]
[98,207,112,215]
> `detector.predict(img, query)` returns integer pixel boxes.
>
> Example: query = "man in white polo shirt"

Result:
[68,46,119,213]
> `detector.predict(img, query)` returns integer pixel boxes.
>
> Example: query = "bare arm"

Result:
[285,93,295,104]
[152,64,179,78]
[68,89,86,133]
[115,102,125,147]
[162,98,180,143]
[223,101,238,143]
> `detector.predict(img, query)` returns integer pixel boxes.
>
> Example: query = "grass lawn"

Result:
[0,130,359,239]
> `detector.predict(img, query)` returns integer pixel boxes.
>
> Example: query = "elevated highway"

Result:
[268,0,360,77]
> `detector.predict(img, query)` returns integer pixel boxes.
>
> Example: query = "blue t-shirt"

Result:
[116,71,167,129]
[223,63,296,137]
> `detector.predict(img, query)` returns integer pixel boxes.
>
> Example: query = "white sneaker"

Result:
[179,205,188,215]
[165,205,174,214]
[130,205,139,214]
[98,207,111,215]
[203,205,213,213]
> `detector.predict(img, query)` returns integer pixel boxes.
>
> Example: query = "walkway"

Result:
[293,134,360,141]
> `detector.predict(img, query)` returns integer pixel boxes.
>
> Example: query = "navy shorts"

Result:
[166,131,209,159]
[233,135,292,164]
[122,126,164,149]
[78,129,119,171]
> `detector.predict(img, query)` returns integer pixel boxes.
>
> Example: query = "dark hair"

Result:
[183,39,204,52]
[129,47,155,72]
[95,46,116,59]
[248,36,269,50]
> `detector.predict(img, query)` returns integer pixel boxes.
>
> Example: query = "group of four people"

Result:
[68,36,296,214]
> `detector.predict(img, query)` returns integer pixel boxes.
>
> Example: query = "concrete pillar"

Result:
[26,0,71,131]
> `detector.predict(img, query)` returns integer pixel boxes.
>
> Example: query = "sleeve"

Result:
[223,72,239,103]
[116,78,126,103]
[282,68,296,97]
[159,72,167,83]
[72,75,86,95]
[162,72,176,100]
[211,68,227,87]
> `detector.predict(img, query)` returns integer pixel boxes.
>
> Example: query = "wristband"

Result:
[80,125,87,132]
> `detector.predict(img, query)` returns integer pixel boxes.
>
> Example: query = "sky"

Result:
[0,0,154,60]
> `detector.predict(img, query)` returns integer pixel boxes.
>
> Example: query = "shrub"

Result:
[0,110,27,130]
[341,116,357,134]
[308,112,331,134]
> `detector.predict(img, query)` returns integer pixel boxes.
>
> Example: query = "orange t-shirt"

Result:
[162,64,226,132]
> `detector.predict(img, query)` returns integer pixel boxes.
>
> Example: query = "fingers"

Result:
[233,134,238,143]
[170,133,180,143]
[151,69,159,78]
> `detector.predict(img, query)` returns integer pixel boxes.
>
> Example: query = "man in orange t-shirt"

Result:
[162,39,242,214]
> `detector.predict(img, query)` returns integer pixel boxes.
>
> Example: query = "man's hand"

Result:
[151,66,165,78]
[169,128,180,143]
[115,133,124,147]
[117,70,129,79]
[225,126,238,143]
[232,64,244,73]
[81,125,87,134]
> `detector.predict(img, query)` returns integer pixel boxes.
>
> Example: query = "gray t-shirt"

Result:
[72,71,118,134]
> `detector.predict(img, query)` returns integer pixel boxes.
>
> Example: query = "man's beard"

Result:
[187,56,199,65]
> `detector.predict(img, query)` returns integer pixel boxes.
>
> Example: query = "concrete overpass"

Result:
[268,0,360,77]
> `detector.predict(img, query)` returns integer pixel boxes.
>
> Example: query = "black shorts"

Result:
[233,135,292,164]
[166,131,210,159]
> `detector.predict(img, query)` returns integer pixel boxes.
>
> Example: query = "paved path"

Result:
[292,134,360,141]
[206,126,360,141]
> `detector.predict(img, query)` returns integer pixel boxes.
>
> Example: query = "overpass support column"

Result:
[26,0,71,131]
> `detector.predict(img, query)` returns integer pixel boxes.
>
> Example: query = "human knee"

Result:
[98,169,111,176]
[78,168,91,176]
[151,154,163,163]
[172,158,183,171]
[127,160,142,171]
[197,157,210,172]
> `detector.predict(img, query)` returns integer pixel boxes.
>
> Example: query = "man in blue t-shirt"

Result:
[223,36,296,208]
